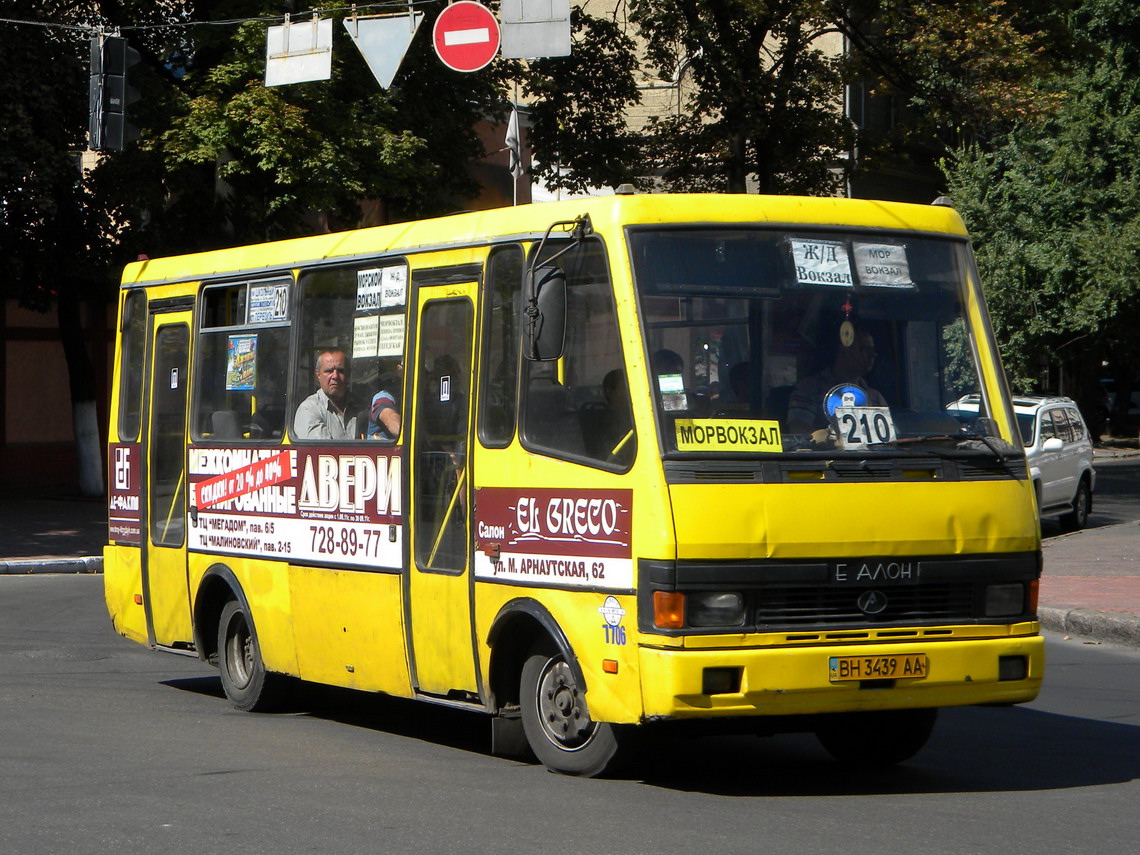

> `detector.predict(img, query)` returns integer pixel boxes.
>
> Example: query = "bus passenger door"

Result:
[407,289,478,697]
[142,310,194,647]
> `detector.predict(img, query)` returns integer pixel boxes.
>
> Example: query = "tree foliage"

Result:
[625,0,848,194]
[832,1,1064,141]
[941,0,1140,412]
[0,0,107,308]
[524,9,643,194]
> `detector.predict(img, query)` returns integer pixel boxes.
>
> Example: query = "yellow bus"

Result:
[104,192,1044,776]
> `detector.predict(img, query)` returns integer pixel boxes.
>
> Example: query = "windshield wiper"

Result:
[894,431,1018,467]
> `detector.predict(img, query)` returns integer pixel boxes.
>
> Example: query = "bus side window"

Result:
[519,238,635,470]
[478,245,524,447]
[293,263,408,443]
[118,290,147,441]
[193,280,291,442]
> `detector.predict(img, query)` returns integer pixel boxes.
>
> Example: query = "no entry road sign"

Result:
[433,1,501,72]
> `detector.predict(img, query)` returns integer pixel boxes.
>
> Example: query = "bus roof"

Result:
[120,193,969,288]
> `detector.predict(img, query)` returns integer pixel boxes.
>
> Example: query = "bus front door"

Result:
[407,288,479,698]
[141,310,194,648]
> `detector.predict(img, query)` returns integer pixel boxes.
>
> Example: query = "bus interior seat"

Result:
[525,377,586,455]
[765,385,794,422]
[211,410,241,439]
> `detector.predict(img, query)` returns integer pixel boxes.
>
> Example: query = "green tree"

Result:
[524,9,643,194]
[92,1,513,254]
[942,0,1140,429]
[1,1,111,495]
[629,0,851,194]
[622,0,1058,196]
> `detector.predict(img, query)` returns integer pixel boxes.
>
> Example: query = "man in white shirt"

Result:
[293,348,357,439]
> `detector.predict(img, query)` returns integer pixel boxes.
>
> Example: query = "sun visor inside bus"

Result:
[630,231,783,297]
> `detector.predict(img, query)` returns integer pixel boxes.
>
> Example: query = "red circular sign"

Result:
[433,1,501,73]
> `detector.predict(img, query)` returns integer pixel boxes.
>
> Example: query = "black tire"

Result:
[1059,479,1091,531]
[519,641,620,777]
[217,599,287,712]
[815,708,938,767]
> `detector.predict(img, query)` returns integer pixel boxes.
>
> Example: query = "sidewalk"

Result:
[2,482,1139,648]
[0,490,106,575]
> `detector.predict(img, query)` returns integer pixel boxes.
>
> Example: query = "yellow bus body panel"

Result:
[639,631,1044,718]
[119,195,969,289]
[288,567,411,695]
[103,543,148,645]
[670,480,1039,561]
[187,553,298,675]
[473,585,646,724]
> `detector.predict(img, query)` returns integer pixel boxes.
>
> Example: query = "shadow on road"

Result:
[163,676,1140,796]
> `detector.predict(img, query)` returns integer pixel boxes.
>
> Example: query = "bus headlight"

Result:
[687,592,745,627]
[984,583,1025,617]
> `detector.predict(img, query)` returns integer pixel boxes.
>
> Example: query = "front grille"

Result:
[756,583,976,628]
[638,553,1039,637]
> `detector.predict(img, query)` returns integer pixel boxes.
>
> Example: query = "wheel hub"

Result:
[537,659,594,748]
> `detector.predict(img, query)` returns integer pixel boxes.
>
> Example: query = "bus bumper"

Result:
[637,630,1044,719]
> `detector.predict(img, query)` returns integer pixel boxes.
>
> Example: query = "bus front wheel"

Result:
[815,708,938,767]
[520,641,620,777]
[217,599,286,712]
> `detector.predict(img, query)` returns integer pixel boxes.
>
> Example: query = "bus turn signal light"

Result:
[654,591,685,629]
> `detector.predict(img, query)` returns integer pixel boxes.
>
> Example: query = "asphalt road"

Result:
[1041,457,1140,536]
[2,574,1139,855]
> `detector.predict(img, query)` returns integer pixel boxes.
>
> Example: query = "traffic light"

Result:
[89,35,141,151]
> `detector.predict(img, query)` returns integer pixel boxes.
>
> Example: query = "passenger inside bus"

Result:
[367,358,403,443]
[785,321,887,435]
[653,348,687,413]
[293,347,359,440]
[583,368,634,464]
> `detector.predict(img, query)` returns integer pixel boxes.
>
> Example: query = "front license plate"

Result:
[829,654,927,682]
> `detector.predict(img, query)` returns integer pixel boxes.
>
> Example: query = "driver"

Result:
[786,323,886,435]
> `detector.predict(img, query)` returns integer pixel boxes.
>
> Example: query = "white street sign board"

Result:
[500,0,571,59]
[343,13,424,89]
[266,17,333,86]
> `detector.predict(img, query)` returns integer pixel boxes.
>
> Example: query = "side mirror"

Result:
[1041,437,1064,452]
[524,263,566,361]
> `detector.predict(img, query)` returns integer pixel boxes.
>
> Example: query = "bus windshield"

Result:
[630,227,1011,458]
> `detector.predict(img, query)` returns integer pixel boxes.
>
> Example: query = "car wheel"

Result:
[217,599,289,711]
[1060,479,1091,531]
[520,640,620,777]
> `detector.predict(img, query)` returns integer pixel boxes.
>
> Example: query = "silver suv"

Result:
[950,395,1096,530]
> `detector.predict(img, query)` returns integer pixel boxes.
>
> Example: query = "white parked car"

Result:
[948,395,1096,530]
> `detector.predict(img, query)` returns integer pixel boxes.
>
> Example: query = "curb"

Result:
[5,559,1139,650]
[1039,605,1140,648]
[0,556,103,575]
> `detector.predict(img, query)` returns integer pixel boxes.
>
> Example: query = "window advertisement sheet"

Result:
[187,446,403,569]
[472,487,633,591]
[789,238,853,287]
[248,281,290,323]
[225,334,258,391]
[853,241,914,289]
[107,443,142,543]
[355,265,407,311]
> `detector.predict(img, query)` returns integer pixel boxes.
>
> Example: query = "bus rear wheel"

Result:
[520,641,620,777]
[815,708,938,767]
[217,599,287,712]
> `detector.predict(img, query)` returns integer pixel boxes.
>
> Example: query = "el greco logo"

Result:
[514,495,622,540]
